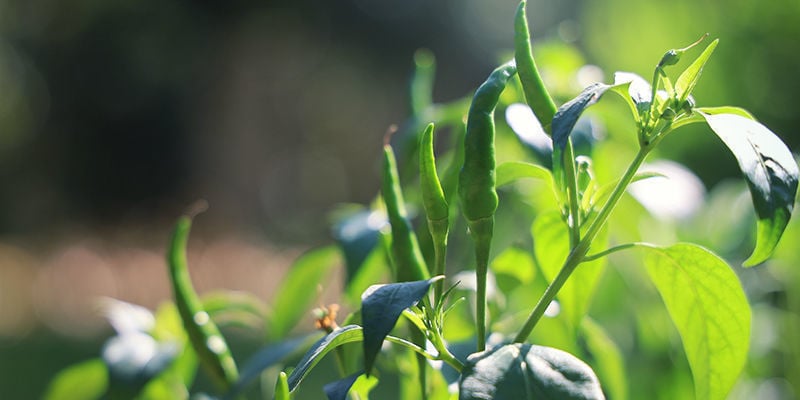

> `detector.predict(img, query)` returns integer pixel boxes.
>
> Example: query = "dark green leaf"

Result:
[324,372,363,400]
[643,244,750,400]
[361,278,439,374]
[267,246,341,340]
[44,359,108,400]
[332,209,383,283]
[700,112,799,266]
[552,83,612,153]
[459,343,605,400]
[287,325,364,392]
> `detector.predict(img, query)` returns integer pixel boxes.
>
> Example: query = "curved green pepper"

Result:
[419,123,449,300]
[458,61,517,351]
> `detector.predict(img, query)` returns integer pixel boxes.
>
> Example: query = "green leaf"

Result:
[643,243,750,400]
[496,161,555,188]
[580,319,627,400]
[699,112,799,266]
[44,359,108,400]
[202,291,267,330]
[361,278,439,374]
[552,83,612,154]
[672,106,755,131]
[332,208,383,284]
[324,372,363,400]
[612,72,650,119]
[267,246,340,340]
[674,39,718,103]
[459,343,605,400]
[532,211,606,328]
[287,325,364,392]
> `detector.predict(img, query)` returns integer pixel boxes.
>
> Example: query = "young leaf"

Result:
[267,245,340,340]
[552,83,612,154]
[324,372,363,400]
[674,39,718,104]
[274,371,290,400]
[643,243,750,400]
[287,325,364,392]
[700,112,799,266]
[459,343,605,400]
[44,359,108,400]
[361,278,440,374]
[612,72,651,118]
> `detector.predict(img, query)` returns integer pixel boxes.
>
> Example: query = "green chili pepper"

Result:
[458,61,517,351]
[514,0,557,132]
[274,371,290,400]
[419,123,449,300]
[382,140,431,282]
[167,204,239,392]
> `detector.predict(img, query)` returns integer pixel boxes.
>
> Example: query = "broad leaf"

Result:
[267,246,340,340]
[361,278,439,374]
[324,372,363,400]
[700,112,799,266]
[672,106,755,131]
[44,359,108,400]
[675,39,718,103]
[287,325,364,392]
[643,244,750,400]
[459,343,605,400]
[332,209,384,283]
[532,211,606,328]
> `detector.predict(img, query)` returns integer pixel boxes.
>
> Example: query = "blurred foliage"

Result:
[0,0,799,399]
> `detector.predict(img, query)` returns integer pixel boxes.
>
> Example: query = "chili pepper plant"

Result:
[47,1,798,399]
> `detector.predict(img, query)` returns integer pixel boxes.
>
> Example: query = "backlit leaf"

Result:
[674,39,718,103]
[287,325,364,392]
[643,243,750,400]
[44,359,108,400]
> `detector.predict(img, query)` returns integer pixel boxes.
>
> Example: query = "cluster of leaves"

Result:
[46,1,798,399]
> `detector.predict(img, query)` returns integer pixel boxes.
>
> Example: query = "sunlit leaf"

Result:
[700,112,799,266]
[612,72,650,118]
[532,211,606,329]
[287,325,364,392]
[580,318,627,400]
[267,245,341,340]
[459,343,605,400]
[643,244,750,400]
[674,39,718,103]
[361,278,439,374]
[552,83,612,154]
[44,359,108,400]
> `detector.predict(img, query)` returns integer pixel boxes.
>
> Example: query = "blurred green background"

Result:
[0,0,798,398]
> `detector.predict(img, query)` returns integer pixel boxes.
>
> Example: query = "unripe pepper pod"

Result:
[420,122,449,300]
[382,138,431,282]
[458,61,517,351]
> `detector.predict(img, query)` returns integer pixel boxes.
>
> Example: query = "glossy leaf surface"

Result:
[459,343,605,400]
[287,325,364,392]
[700,112,799,265]
[643,244,750,400]
[361,278,438,374]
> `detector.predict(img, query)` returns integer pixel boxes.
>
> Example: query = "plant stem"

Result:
[583,242,656,262]
[564,142,581,248]
[514,145,651,343]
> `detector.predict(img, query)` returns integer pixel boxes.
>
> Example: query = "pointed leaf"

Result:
[324,372,363,400]
[675,39,718,103]
[361,278,439,374]
[700,112,799,265]
[44,359,108,400]
[643,244,750,400]
[532,212,606,328]
[287,325,364,392]
[612,72,651,118]
[274,372,290,400]
[268,246,340,340]
[552,83,612,153]
[459,343,605,400]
